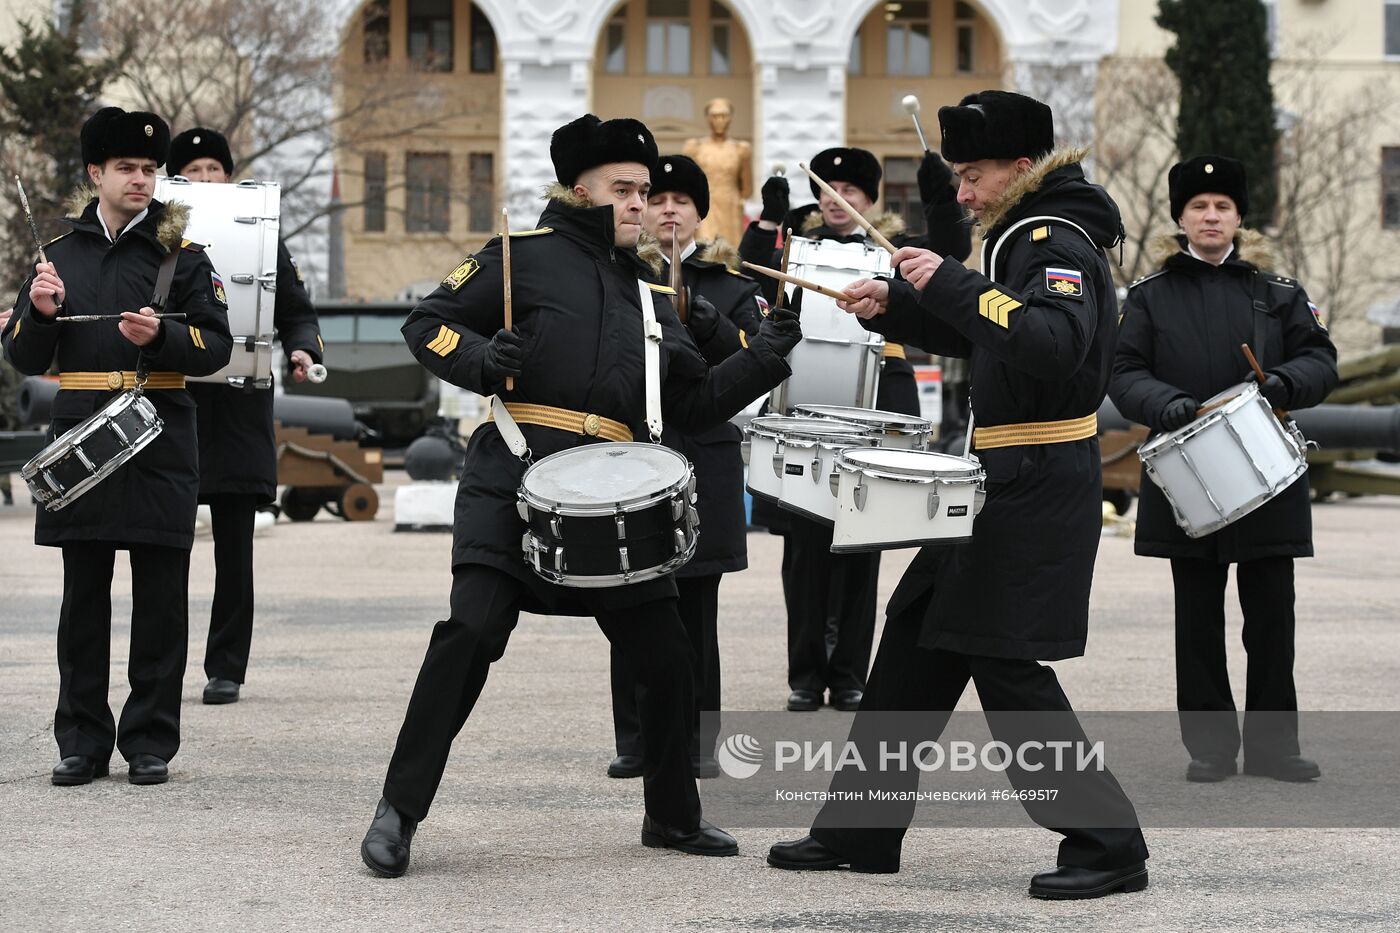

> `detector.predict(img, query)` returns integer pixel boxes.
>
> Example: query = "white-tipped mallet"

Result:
[901,95,930,153]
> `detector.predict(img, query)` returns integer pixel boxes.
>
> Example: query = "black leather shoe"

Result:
[607,754,644,779]
[830,689,863,712]
[361,797,418,877]
[203,678,241,704]
[641,814,738,856]
[692,755,720,779]
[766,835,898,873]
[51,755,109,786]
[1186,756,1237,782]
[786,689,822,712]
[1244,754,1321,782]
[127,754,169,785]
[1029,862,1149,899]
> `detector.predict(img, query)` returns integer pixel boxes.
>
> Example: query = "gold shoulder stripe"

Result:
[426,324,462,357]
[44,231,72,248]
[11,318,20,340]
[977,288,1022,328]
[189,325,206,350]
[738,329,748,349]
[508,227,553,238]
[646,283,677,295]
[1031,226,1051,242]
[317,334,324,352]
[180,239,206,252]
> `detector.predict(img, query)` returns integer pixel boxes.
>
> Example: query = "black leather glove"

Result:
[686,291,720,344]
[1260,372,1289,408]
[481,327,531,390]
[778,284,803,317]
[758,303,802,357]
[917,151,956,206]
[760,176,790,223]
[1160,396,1198,431]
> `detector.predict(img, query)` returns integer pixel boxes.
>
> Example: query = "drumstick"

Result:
[501,207,513,392]
[901,95,931,153]
[772,228,794,311]
[15,176,47,265]
[799,161,898,255]
[1242,342,1289,420]
[741,261,858,304]
[307,363,327,384]
[58,312,186,323]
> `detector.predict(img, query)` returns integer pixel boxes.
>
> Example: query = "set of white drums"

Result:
[1139,381,1309,538]
[745,405,985,552]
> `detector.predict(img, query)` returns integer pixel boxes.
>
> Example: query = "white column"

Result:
[756,62,847,182]
[500,57,591,224]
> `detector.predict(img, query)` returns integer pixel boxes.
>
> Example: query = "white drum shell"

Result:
[1138,382,1308,538]
[21,391,163,511]
[156,176,280,388]
[769,237,889,413]
[832,449,985,552]
[744,415,865,503]
[779,433,878,524]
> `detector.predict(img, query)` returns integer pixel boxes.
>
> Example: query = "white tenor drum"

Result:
[831,448,986,553]
[793,404,933,451]
[156,176,280,388]
[1138,381,1308,539]
[776,419,879,524]
[21,390,163,511]
[744,414,867,507]
[768,236,888,413]
[517,443,699,588]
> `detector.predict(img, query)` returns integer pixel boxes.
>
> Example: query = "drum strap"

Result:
[490,395,531,461]
[132,249,184,389]
[636,281,664,443]
[1250,271,1272,370]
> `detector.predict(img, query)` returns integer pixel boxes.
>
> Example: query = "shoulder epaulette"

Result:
[1266,274,1297,289]
[645,283,677,295]
[180,239,207,252]
[508,227,553,238]
[44,231,72,248]
[1128,269,1168,289]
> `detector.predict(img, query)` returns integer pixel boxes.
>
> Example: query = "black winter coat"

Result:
[2,197,233,549]
[191,239,323,502]
[660,244,766,577]
[1110,233,1339,562]
[863,151,1123,660]
[401,193,792,614]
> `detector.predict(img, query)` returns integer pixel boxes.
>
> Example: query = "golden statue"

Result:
[683,98,752,245]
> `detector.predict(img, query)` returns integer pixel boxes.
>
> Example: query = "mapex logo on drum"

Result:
[718,733,765,779]
[947,506,969,517]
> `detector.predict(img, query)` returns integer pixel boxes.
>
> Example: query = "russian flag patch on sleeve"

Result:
[1044,267,1083,299]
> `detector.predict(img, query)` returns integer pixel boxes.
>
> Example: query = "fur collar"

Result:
[697,237,738,271]
[799,208,906,240]
[541,181,663,274]
[1148,227,1276,272]
[65,184,189,252]
[977,147,1088,233]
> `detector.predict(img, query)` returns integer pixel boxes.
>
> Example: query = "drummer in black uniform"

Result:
[167,127,325,706]
[767,91,1150,899]
[739,146,971,712]
[1,108,232,786]
[359,115,801,877]
[606,154,767,780]
[1110,155,1337,783]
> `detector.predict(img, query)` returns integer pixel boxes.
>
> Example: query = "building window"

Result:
[468,152,495,233]
[646,0,690,75]
[470,4,497,73]
[883,157,923,236]
[363,0,389,64]
[363,153,386,233]
[886,1,931,77]
[604,14,626,74]
[1383,148,1400,228]
[1387,0,1400,57]
[955,2,975,74]
[405,152,451,233]
[711,1,731,75]
[408,0,453,72]
[848,28,862,75]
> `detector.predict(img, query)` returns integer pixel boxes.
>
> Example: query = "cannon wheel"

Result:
[338,483,379,522]
[280,486,324,522]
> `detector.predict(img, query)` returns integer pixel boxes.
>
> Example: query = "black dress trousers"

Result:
[784,517,879,695]
[383,563,703,829]
[202,493,259,683]
[55,541,191,763]
[1170,555,1301,763]
[610,573,723,759]
[809,603,1149,872]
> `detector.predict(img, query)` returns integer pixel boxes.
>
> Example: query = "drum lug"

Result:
[550,514,563,539]
[616,512,628,540]
[973,489,987,516]
[927,491,941,520]
[516,497,529,522]
[828,471,840,497]
[552,546,565,575]
[671,496,685,521]
[674,527,689,554]
[619,546,631,574]
[809,454,822,484]
[772,447,784,479]
[853,479,867,512]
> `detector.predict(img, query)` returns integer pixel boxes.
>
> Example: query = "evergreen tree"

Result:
[1157,0,1277,223]
[0,1,128,297]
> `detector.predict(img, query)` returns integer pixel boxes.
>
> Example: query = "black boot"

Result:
[766,835,898,873]
[641,814,737,856]
[51,755,109,786]
[607,754,644,779]
[203,678,241,705]
[361,797,417,877]
[128,754,169,785]
[1186,756,1237,782]
[1244,754,1321,782]
[1029,863,1149,899]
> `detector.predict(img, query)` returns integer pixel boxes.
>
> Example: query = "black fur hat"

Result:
[550,114,658,186]
[1169,154,1248,220]
[650,154,709,218]
[81,107,171,167]
[937,91,1054,164]
[807,147,882,204]
[169,127,234,176]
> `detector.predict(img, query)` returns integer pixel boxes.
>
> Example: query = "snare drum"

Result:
[157,176,279,388]
[777,420,879,524]
[769,236,889,413]
[831,448,986,553]
[794,404,933,450]
[517,443,699,588]
[1138,381,1308,538]
[21,391,163,512]
[744,415,867,506]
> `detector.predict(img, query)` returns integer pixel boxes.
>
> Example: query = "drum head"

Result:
[1204,382,1256,409]
[795,404,931,433]
[839,447,981,477]
[748,415,866,439]
[522,443,688,509]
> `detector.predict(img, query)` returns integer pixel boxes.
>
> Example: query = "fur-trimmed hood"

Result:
[1148,227,1276,272]
[798,207,906,241]
[541,181,663,274]
[977,147,1088,232]
[973,146,1123,252]
[64,184,189,252]
[697,237,738,271]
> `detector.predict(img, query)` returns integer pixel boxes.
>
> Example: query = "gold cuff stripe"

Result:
[426,325,461,357]
[738,329,749,349]
[488,402,633,443]
[882,342,907,360]
[977,289,1022,328]
[59,371,187,390]
[973,413,1098,450]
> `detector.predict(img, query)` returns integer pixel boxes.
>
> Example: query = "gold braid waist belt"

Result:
[972,412,1097,449]
[59,371,186,390]
[488,402,633,443]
